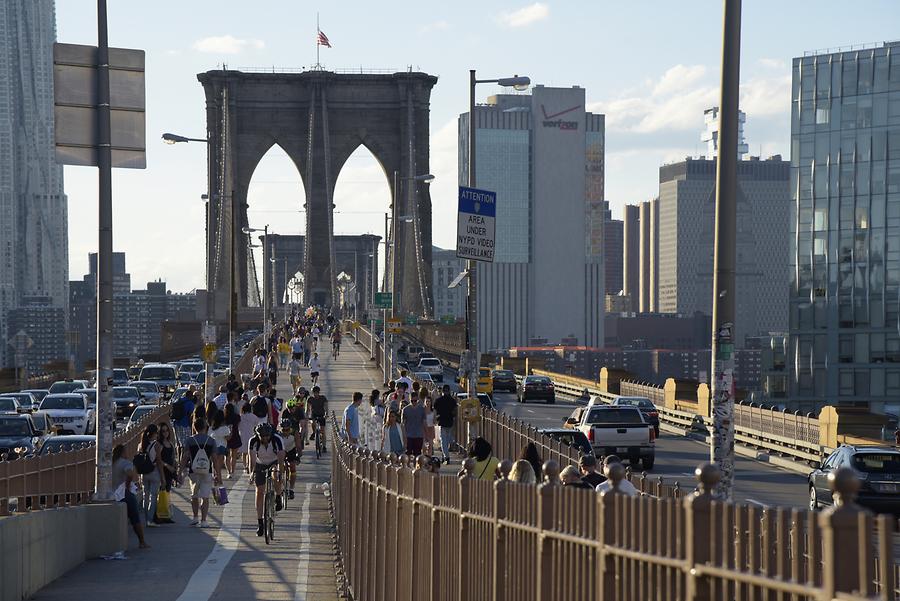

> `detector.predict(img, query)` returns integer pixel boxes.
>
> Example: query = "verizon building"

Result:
[459,85,605,350]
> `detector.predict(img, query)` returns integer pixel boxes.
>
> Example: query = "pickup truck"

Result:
[564,402,656,469]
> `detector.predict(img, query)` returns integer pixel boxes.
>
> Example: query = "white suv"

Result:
[38,394,93,435]
[417,357,444,382]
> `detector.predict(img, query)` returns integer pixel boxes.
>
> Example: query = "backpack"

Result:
[189,436,212,473]
[133,442,155,475]
[171,398,186,421]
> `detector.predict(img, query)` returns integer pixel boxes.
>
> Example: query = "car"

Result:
[517,375,555,404]
[138,363,178,396]
[0,414,43,460]
[178,361,204,381]
[417,357,444,382]
[808,445,900,516]
[48,379,90,395]
[112,368,129,386]
[460,367,494,396]
[566,402,656,469]
[38,435,95,456]
[112,386,142,418]
[130,381,161,405]
[170,387,190,404]
[4,392,38,413]
[38,394,93,435]
[413,372,435,390]
[539,428,593,456]
[28,411,61,442]
[21,389,50,404]
[491,369,518,393]
[79,388,97,407]
[126,404,159,430]
[419,351,435,360]
[610,396,660,436]
[456,392,494,410]
[406,346,424,363]
[0,396,23,414]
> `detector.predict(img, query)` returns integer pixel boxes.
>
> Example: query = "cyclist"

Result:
[307,385,328,452]
[248,422,285,536]
[308,352,321,386]
[331,328,342,359]
[278,418,302,499]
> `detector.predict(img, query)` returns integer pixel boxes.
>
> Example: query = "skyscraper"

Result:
[622,204,641,312]
[0,0,67,367]
[789,42,900,414]
[459,85,605,350]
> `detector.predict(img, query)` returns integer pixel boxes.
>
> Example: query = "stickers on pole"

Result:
[456,186,496,262]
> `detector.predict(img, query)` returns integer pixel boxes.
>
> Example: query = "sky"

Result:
[56,0,900,293]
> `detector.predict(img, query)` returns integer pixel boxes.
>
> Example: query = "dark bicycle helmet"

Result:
[280,418,294,431]
[255,422,274,437]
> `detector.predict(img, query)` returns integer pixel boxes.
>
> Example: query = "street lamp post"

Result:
[466,70,530,402]
[161,131,215,400]
[243,225,270,343]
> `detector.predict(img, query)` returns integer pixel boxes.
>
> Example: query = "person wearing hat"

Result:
[579,454,606,488]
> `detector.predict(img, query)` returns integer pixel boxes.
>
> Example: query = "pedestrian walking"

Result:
[343,392,363,445]
[156,421,177,524]
[594,455,638,496]
[180,418,220,527]
[136,424,165,528]
[579,454,606,488]
[288,356,303,392]
[239,401,261,474]
[561,465,593,489]
[467,437,500,481]
[112,444,149,549]
[519,442,544,482]
[171,386,196,443]
[381,410,405,454]
[401,392,426,456]
[223,403,242,478]
[433,385,457,463]
[209,411,230,477]
[277,336,291,368]
[508,459,537,484]
[423,396,436,456]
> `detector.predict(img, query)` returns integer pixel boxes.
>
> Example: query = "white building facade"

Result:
[0,0,67,366]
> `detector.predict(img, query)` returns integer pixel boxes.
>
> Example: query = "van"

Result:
[406,346,424,362]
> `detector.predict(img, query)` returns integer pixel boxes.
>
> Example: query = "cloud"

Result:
[652,64,707,97]
[192,35,264,55]
[418,20,450,34]
[758,58,787,70]
[497,2,549,28]
[740,75,791,116]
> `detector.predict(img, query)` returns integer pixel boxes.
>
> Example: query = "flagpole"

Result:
[316,12,320,69]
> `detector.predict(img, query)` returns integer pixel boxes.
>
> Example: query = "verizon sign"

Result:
[540,103,579,131]
[456,186,496,262]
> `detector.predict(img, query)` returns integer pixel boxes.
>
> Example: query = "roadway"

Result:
[427,363,809,509]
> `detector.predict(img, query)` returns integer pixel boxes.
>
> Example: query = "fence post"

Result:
[598,462,627,600]
[536,467,558,601]
[819,467,873,598]
[684,463,719,601]
[458,475,471,601]
[492,477,508,601]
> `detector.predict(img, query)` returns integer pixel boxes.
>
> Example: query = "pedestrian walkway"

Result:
[33,340,382,601]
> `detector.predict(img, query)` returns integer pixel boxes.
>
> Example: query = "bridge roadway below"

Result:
[33,344,387,601]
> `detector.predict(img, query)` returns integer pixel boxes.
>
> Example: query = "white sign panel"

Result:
[456,186,496,262]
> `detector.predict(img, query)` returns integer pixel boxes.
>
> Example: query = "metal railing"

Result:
[330,422,898,601]
[0,403,170,515]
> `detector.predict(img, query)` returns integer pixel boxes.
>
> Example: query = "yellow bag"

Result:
[156,490,171,520]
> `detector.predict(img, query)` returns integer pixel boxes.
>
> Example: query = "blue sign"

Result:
[457,186,497,262]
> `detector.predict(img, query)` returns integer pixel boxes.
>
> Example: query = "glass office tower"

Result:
[789,42,900,414]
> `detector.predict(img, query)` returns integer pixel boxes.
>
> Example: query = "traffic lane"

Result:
[492,392,575,428]
[647,433,809,508]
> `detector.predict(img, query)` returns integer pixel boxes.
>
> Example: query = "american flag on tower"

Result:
[317,29,332,48]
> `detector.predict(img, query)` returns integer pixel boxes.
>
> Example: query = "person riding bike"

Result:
[307,385,328,452]
[331,329,342,358]
[278,418,302,500]
[248,422,285,536]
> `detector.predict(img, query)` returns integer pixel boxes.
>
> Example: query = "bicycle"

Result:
[312,418,325,459]
[262,463,282,544]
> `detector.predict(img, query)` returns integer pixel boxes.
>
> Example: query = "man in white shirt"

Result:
[213,385,229,411]
[396,370,414,391]
[594,455,638,496]
[290,334,304,360]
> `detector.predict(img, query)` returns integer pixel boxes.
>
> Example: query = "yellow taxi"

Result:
[459,367,493,395]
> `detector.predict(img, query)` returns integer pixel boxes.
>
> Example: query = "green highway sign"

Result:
[441,315,455,325]
[405,314,418,325]
[374,292,392,309]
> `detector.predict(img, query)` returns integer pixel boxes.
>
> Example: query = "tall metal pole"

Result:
[94,0,114,501]
[466,69,479,400]
[710,0,742,499]
[283,257,288,323]
[381,209,397,386]
[371,238,377,361]
[262,225,269,343]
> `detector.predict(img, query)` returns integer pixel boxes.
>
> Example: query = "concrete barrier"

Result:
[0,502,126,600]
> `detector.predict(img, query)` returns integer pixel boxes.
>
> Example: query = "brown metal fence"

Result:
[0,403,170,515]
[331,423,898,601]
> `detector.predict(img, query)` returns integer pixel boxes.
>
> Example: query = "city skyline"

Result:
[54,1,899,292]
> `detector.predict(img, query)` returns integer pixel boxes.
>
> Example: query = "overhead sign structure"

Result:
[456,186,496,262]
[374,292,393,309]
[53,43,146,169]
